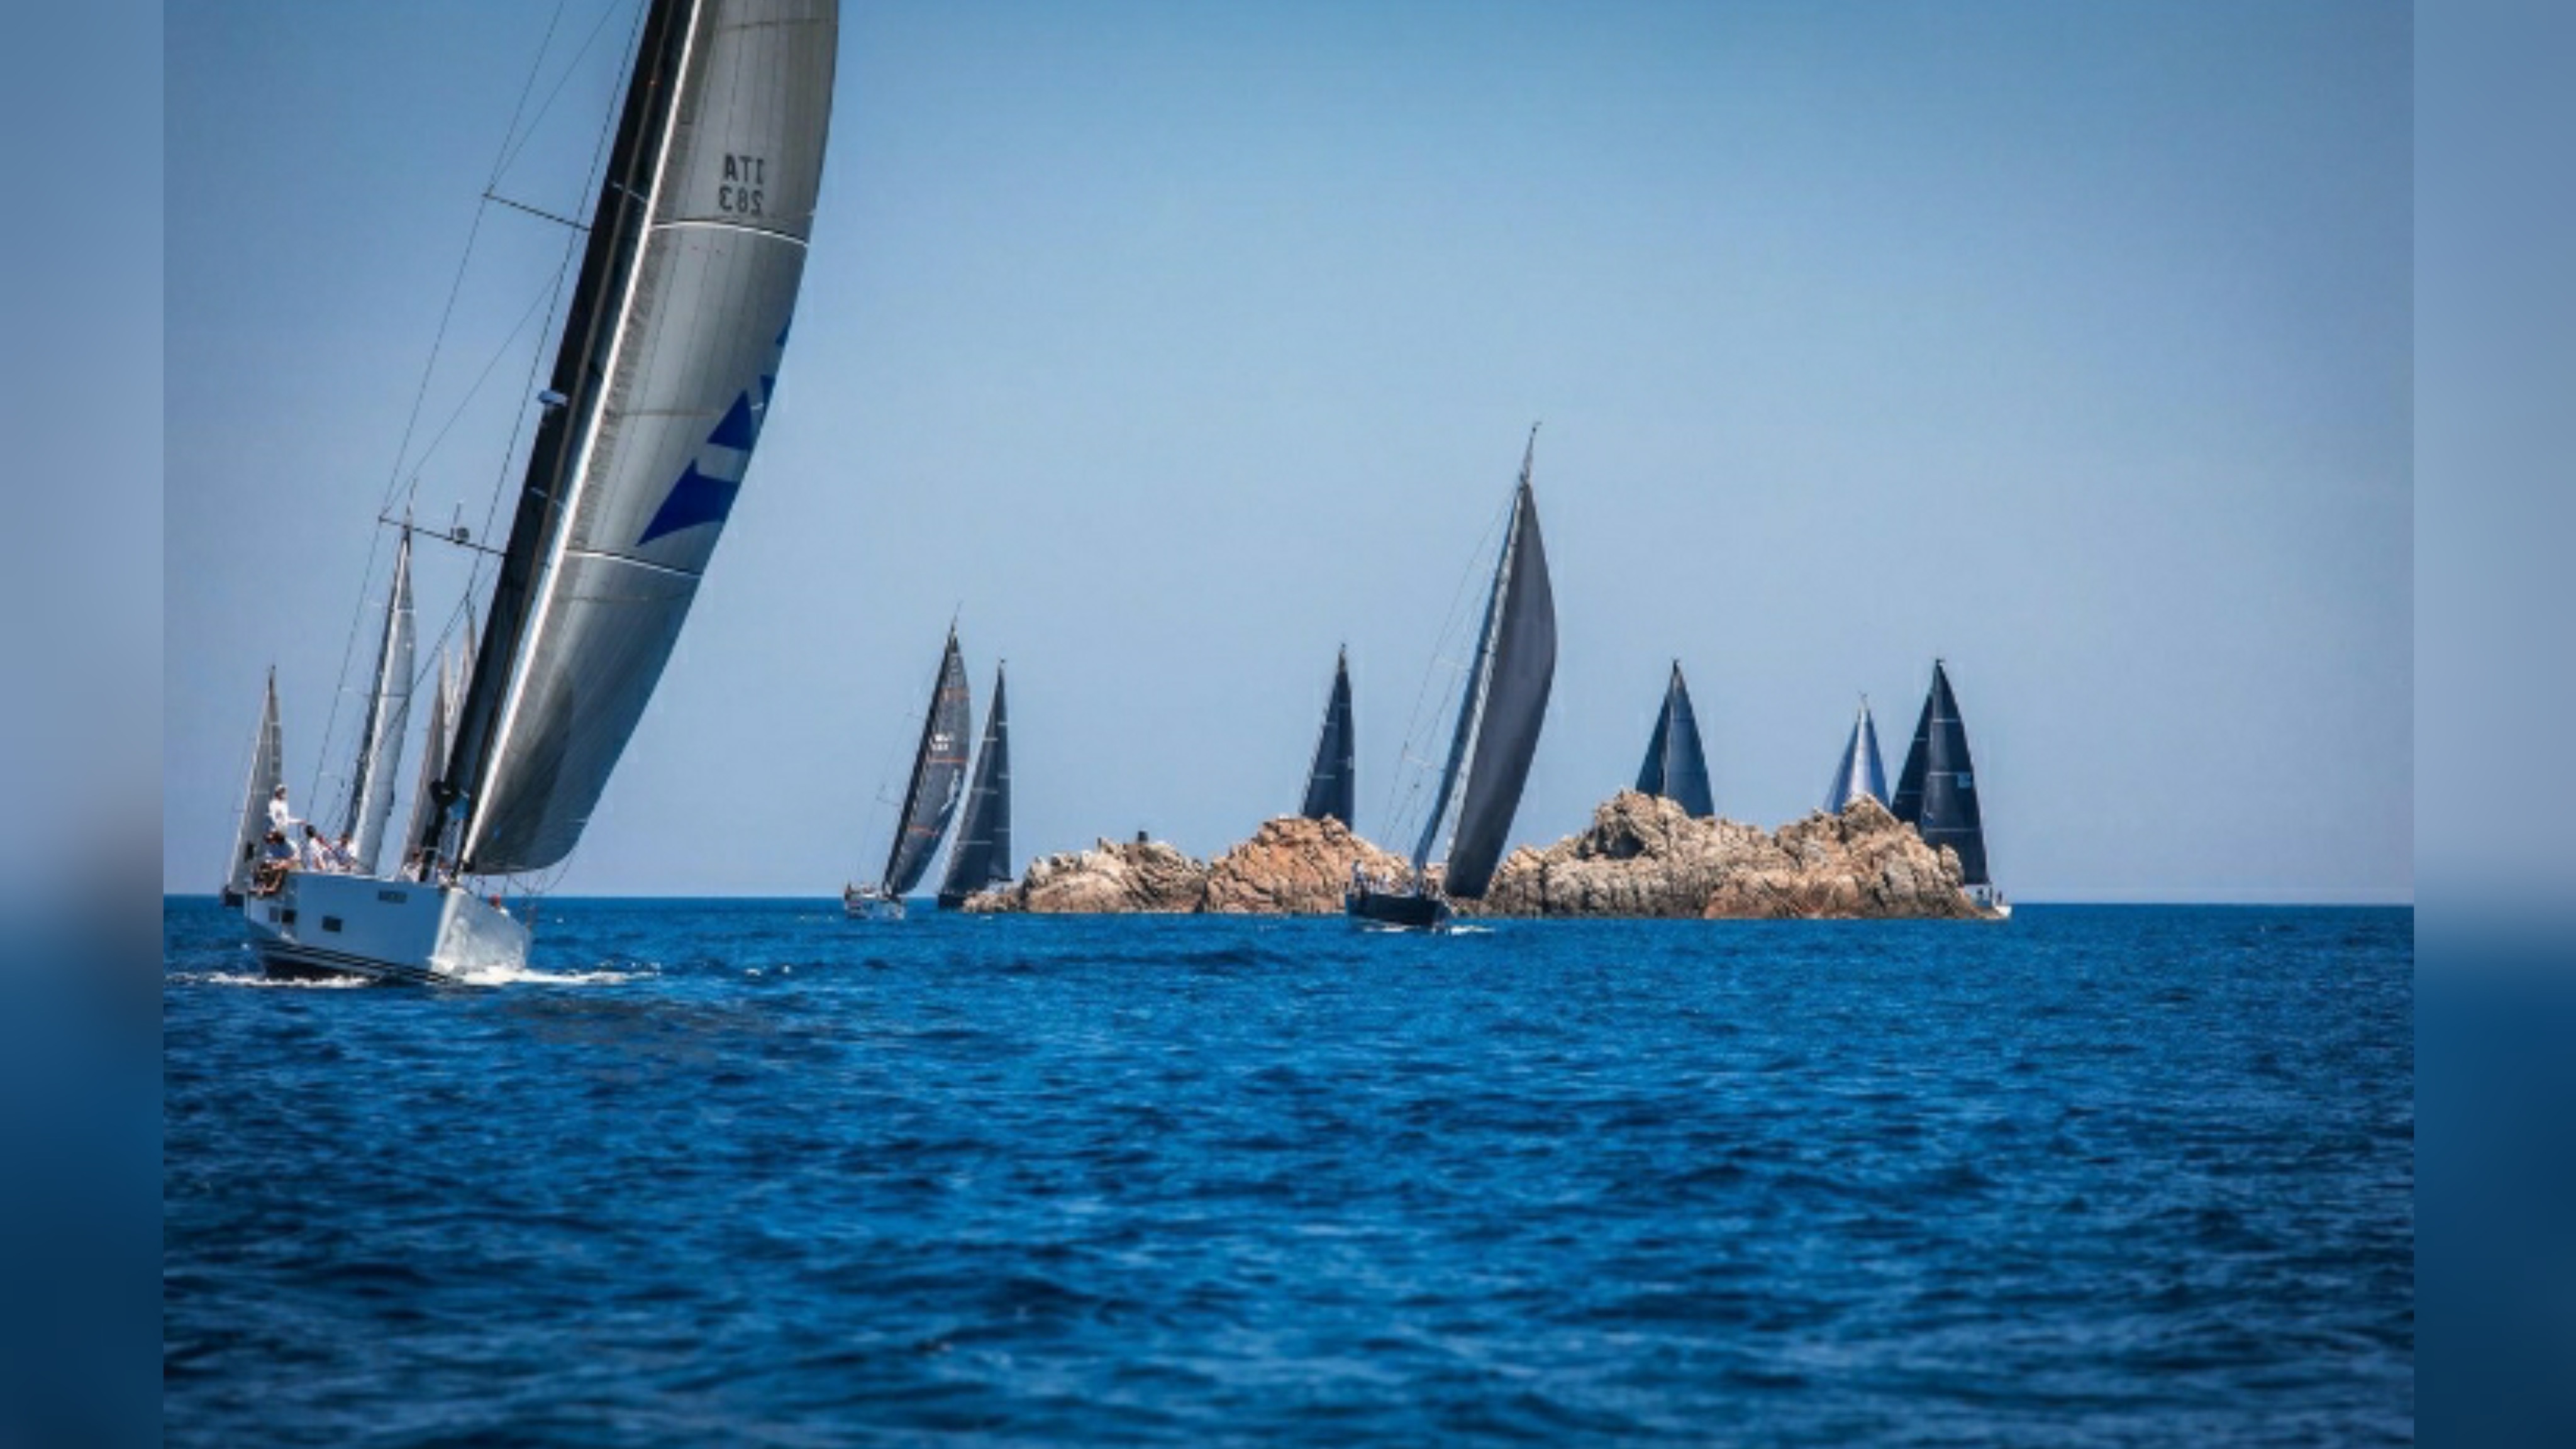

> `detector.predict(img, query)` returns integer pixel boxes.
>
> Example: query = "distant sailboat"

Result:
[1299,647,1356,827]
[1633,661,1714,818]
[936,664,1013,911]
[240,0,841,980]
[1890,660,2007,917]
[1348,426,1557,930]
[219,669,284,908]
[336,525,414,877]
[847,626,974,919]
[1823,696,1887,812]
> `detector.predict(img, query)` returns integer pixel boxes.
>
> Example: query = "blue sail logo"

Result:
[636,319,790,547]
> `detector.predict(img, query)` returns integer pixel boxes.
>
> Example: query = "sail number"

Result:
[719,153,767,216]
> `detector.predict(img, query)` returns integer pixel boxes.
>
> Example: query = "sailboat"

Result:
[1299,647,1356,827]
[846,625,973,919]
[1890,660,2007,918]
[239,0,841,981]
[1823,696,1887,812]
[218,669,284,909]
[936,664,1013,910]
[1347,427,1557,930]
[336,525,416,876]
[1633,661,1714,818]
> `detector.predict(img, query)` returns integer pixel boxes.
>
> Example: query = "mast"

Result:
[430,0,693,874]
[343,525,414,874]
[1300,647,1356,826]
[429,0,840,875]
[938,664,1013,909]
[877,626,974,896]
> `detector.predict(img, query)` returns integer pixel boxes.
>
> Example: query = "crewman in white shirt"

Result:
[267,785,294,840]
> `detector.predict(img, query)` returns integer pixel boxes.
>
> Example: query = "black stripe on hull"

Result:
[253,938,449,987]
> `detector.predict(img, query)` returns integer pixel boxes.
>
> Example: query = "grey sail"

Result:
[1299,648,1356,826]
[880,629,974,897]
[223,669,284,897]
[1414,430,1557,899]
[401,646,458,875]
[1889,661,1989,885]
[1824,697,1888,812]
[1633,662,1714,818]
[438,0,840,875]
[937,666,1012,909]
[343,528,415,874]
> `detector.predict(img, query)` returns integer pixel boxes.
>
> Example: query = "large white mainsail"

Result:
[222,669,284,899]
[445,0,840,875]
[341,527,414,875]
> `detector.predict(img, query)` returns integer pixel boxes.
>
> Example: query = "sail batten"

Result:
[879,631,974,896]
[1634,663,1714,818]
[1300,649,1356,827]
[443,0,840,875]
[1890,662,1989,886]
[937,666,1012,909]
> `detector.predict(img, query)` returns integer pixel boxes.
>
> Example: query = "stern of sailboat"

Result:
[240,871,530,983]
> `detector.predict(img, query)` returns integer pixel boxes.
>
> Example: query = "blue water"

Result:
[164,901,2412,1445]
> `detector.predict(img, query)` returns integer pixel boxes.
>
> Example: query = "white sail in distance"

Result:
[342,528,414,875]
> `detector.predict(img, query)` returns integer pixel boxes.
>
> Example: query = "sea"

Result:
[164,900,2413,1446]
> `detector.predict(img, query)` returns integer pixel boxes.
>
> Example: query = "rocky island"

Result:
[960,792,1989,919]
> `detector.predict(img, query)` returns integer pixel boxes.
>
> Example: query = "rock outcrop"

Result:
[960,838,1209,914]
[1472,791,1982,919]
[1202,816,1413,914]
[960,796,1984,919]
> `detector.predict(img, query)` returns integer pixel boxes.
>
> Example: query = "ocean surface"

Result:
[164,901,2412,1446]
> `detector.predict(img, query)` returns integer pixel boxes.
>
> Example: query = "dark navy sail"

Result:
[937,665,1012,909]
[880,629,974,896]
[1633,662,1714,818]
[1889,661,1989,886]
[1421,435,1556,900]
[1299,648,1356,826]
[1824,696,1889,811]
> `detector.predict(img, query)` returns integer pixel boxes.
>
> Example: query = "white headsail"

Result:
[342,528,414,874]
[223,669,284,897]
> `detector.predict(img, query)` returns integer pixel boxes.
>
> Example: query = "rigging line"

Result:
[391,277,562,506]
[466,0,647,619]
[494,0,640,184]
[1376,491,1511,835]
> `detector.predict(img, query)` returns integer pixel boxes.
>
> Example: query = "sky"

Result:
[163,0,2411,901]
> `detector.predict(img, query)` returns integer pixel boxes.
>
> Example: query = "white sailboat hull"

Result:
[240,872,530,984]
[843,886,906,921]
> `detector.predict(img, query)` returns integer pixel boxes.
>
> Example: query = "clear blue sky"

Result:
[164,0,2411,901]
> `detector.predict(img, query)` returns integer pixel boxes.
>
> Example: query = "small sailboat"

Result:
[1299,647,1357,827]
[846,626,974,919]
[935,664,1013,911]
[1633,660,1714,818]
[240,0,840,980]
[1823,695,1888,812]
[1890,660,2008,918]
[1348,427,1557,930]
[219,669,285,909]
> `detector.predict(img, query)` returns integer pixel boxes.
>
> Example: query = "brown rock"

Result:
[961,837,1211,914]
[1203,816,1414,914]
[1473,791,1980,919]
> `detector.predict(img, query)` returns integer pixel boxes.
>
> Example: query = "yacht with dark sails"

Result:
[847,626,973,919]
[1634,661,1714,818]
[1299,647,1356,827]
[936,664,1013,910]
[1347,428,1557,930]
[239,0,841,981]
[1890,660,2008,918]
[1823,695,1887,812]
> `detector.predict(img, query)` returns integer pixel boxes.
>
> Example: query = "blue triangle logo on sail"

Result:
[636,380,769,546]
